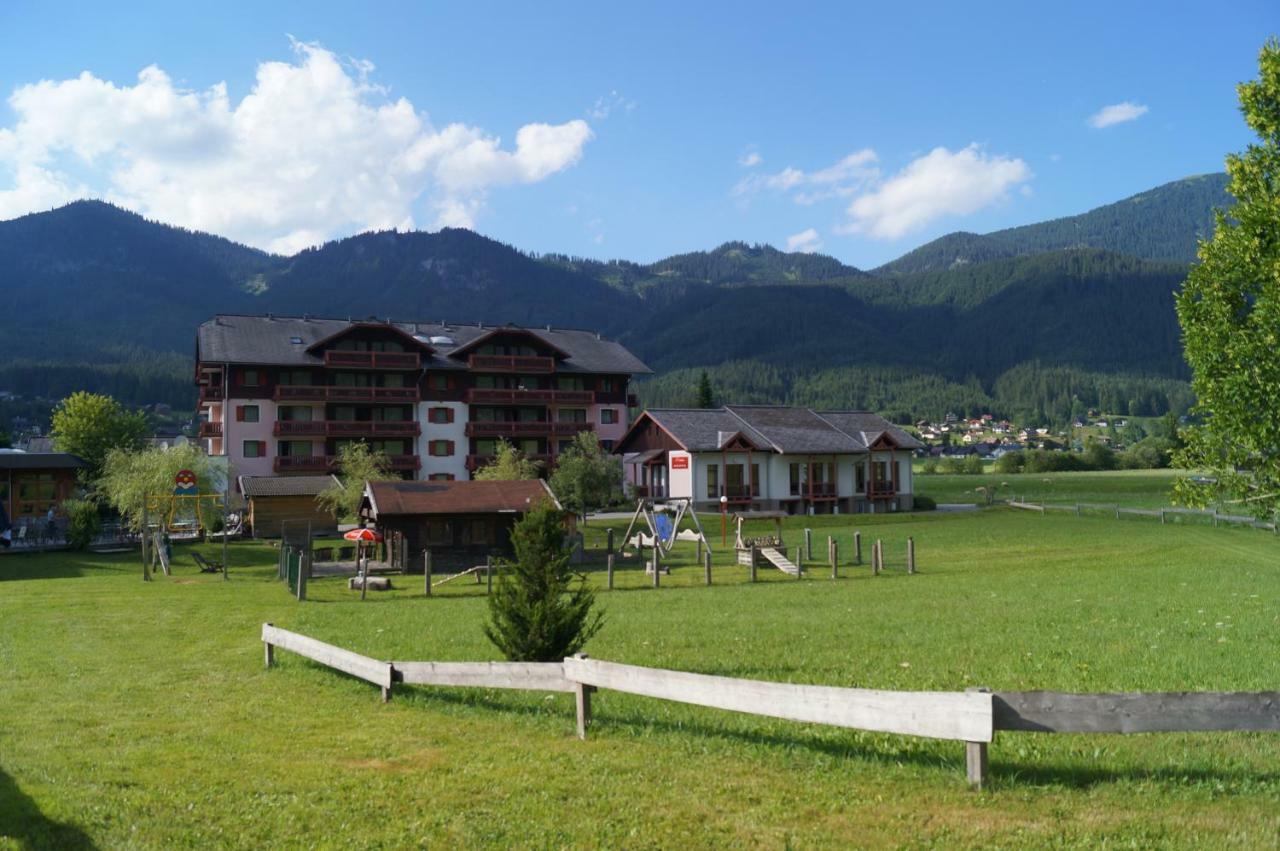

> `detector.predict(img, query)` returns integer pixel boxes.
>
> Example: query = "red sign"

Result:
[670,456,689,470]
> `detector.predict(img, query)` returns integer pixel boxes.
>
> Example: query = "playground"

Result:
[2,505,1279,847]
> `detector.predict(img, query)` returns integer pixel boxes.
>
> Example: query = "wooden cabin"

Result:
[239,474,340,538]
[0,451,85,528]
[359,479,564,571]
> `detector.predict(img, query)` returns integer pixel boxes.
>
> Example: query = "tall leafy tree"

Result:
[317,442,397,522]
[96,444,216,532]
[549,432,623,522]
[473,439,542,481]
[1175,40,1280,517]
[50,392,148,481]
[483,499,603,662]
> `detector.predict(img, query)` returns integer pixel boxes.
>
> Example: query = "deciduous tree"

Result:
[51,392,148,481]
[473,439,542,481]
[549,432,623,521]
[317,442,397,522]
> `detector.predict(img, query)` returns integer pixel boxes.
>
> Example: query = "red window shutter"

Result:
[446,440,455,455]
[445,408,455,423]
[235,405,245,422]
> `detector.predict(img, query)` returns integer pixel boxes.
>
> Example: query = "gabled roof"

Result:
[446,326,570,360]
[304,322,436,355]
[617,407,923,454]
[0,451,85,470]
[239,474,340,497]
[363,479,561,517]
[196,315,651,375]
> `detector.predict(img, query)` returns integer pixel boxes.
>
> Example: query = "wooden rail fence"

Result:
[1009,500,1278,532]
[261,624,1280,789]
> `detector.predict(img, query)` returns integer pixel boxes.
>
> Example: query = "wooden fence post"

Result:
[831,540,838,579]
[804,528,812,561]
[573,653,592,740]
[607,528,614,556]
[296,550,308,601]
[1160,509,1166,525]
[1115,505,1121,521]
[487,555,494,594]
[264,622,275,668]
[652,545,660,588]
[1075,503,1081,517]
[696,537,703,563]
[607,553,615,590]
[749,544,757,583]
[874,540,883,575]
[795,546,803,579]
[965,686,991,790]
[854,531,862,565]
[907,537,915,574]
[703,550,712,585]
[424,550,433,596]
[1213,511,1219,528]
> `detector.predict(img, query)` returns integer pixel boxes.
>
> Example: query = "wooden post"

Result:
[1213,511,1219,528]
[381,683,393,703]
[1076,503,1081,517]
[486,555,493,594]
[874,539,883,575]
[854,531,862,565]
[424,550,433,596]
[965,687,991,790]
[607,527,614,556]
[1115,505,1121,521]
[703,550,712,585]
[795,546,803,579]
[804,528,813,561]
[264,622,274,667]
[607,553,615,590]
[296,550,308,601]
[360,544,369,601]
[831,540,838,579]
[573,653,592,739]
[749,544,757,583]
[696,537,703,563]
[907,537,916,574]
[652,544,660,588]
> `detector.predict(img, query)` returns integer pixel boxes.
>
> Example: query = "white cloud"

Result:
[733,148,878,204]
[0,40,593,252]
[1088,101,1148,129]
[785,227,822,253]
[838,144,1032,240]
[738,149,762,167]
[588,90,635,120]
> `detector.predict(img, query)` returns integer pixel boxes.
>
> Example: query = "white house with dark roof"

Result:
[614,406,923,514]
[195,315,650,488]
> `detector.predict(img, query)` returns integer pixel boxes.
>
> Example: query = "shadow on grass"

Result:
[0,551,139,580]
[0,766,97,849]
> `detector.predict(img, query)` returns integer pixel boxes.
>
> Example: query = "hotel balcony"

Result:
[274,454,421,473]
[464,388,594,406]
[272,420,420,437]
[464,421,592,438]
[197,421,223,438]
[788,483,839,499]
[465,453,554,472]
[198,385,225,402]
[274,385,420,403]
[323,351,421,370]
[867,485,897,499]
[467,354,556,374]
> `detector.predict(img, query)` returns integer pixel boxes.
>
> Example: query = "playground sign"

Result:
[174,469,198,495]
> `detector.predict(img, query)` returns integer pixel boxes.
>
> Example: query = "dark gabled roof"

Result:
[196,315,651,375]
[239,474,340,497]
[0,451,85,471]
[814,411,925,451]
[623,407,922,454]
[446,326,570,360]
[363,479,562,517]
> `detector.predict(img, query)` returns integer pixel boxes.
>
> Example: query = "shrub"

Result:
[920,459,939,475]
[64,499,101,550]
[912,495,937,511]
[484,500,603,662]
[994,452,1025,474]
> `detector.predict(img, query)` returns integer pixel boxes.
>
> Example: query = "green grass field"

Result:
[916,468,1184,508]
[3,505,1279,848]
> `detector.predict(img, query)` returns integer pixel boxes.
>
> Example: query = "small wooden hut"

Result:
[239,475,340,538]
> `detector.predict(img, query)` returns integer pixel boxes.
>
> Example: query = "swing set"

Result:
[618,497,714,573]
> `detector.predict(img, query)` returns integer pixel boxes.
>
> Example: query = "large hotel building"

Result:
[195,315,650,488]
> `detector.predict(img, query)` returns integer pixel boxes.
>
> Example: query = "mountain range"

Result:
[0,172,1230,426]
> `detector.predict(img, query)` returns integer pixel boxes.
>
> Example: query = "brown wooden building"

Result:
[0,452,85,527]
[360,479,563,570]
[239,474,341,538]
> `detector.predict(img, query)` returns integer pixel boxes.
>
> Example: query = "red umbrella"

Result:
[344,528,383,542]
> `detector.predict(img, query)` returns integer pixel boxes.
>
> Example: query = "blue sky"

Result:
[0,2,1273,266]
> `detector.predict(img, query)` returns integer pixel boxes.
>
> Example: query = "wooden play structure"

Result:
[619,498,713,574]
[733,511,800,576]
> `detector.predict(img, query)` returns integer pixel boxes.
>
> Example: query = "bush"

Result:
[64,499,101,550]
[994,452,1025,474]
[484,500,603,662]
[912,495,937,511]
[920,459,939,475]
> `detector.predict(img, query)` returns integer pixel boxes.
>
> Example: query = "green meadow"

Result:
[2,502,1279,848]
[916,467,1184,508]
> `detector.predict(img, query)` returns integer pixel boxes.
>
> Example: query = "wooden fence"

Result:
[260,624,1280,789]
[1009,500,1278,532]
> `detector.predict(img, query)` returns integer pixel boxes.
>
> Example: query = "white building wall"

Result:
[418,401,468,480]
[589,403,628,447]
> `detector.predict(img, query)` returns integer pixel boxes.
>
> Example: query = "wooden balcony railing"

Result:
[198,385,225,402]
[198,422,222,438]
[273,420,420,437]
[464,421,592,438]
[466,453,553,472]
[467,354,556,374]
[809,482,838,498]
[718,485,760,501]
[867,485,897,499]
[274,385,420,403]
[323,351,421,370]
[464,388,594,406]
[274,454,420,473]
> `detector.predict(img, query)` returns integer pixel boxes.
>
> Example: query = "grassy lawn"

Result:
[916,468,1184,508]
[3,507,1280,847]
